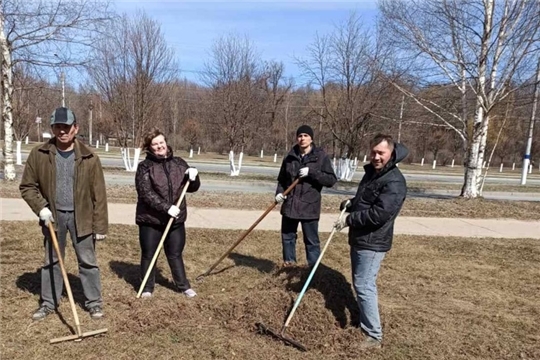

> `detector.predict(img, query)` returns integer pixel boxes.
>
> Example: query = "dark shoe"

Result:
[89,306,104,319]
[32,306,55,321]
[359,336,382,349]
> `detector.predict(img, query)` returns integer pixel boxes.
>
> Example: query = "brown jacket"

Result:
[19,138,108,237]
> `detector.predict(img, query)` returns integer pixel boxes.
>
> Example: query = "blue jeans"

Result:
[350,247,386,341]
[281,217,320,266]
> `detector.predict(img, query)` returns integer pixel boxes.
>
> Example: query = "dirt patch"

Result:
[1,221,539,359]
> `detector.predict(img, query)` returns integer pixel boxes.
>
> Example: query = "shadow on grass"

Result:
[277,263,358,328]
[228,252,276,273]
[16,268,87,331]
[109,260,177,293]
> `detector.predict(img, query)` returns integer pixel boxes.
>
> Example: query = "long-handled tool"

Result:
[196,178,300,281]
[256,207,348,352]
[47,222,108,344]
[136,180,190,298]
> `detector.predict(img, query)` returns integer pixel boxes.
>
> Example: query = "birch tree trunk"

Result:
[0,14,16,180]
[460,0,493,198]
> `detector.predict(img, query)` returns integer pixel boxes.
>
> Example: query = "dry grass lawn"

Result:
[1,221,539,360]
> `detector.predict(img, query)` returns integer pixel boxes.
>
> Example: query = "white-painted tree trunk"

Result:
[105,143,109,152]
[273,153,277,163]
[529,164,532,174]
[363,155,367,162]
[229,150,240,176]
[1,16,16,180]
[260,149,263,158]
[121,147,141,172]
[25,136,28,145]
[332,157,357,182]
[238,152,243,171]
[432,160,437,169]
[95,140,99,149]
[16,141,22,165]
[189,148,193,158]
[420,158,425,166]
[512,163,515,170]
[451,159,455,168]
[197,146,200,155]
[499,163,503,172]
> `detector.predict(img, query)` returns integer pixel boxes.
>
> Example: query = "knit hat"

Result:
[296,125,314,139]
[50,107,76,126]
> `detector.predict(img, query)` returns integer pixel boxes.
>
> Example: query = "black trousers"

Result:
[139,223,191,292]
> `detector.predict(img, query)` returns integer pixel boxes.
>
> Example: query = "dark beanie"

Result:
[296,125,314,139]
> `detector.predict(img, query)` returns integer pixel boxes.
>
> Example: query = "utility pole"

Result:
[88,100,94,145]
[60,71,65,107]
[284,99,289,152]
[54,54,65,107]
[521,58,540,185]
[397,94,405,143]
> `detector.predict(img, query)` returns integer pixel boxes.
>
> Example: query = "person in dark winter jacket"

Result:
[135,128,201,299]
[335,133,408,349]
[275,125,337,267]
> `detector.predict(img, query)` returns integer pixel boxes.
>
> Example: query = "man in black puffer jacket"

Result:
[335,133,408,349]
[275,125,337,267]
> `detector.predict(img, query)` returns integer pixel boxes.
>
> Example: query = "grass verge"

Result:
[2,180,539,220]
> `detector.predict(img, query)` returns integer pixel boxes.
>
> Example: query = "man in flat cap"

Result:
[20,107,108,321]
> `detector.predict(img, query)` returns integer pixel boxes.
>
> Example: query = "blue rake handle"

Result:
[279,207,348,335]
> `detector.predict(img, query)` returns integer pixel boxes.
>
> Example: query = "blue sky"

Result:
[112,1,379,85]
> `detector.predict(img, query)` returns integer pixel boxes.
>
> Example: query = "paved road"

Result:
[2,198,539,239]
[13,151,540,185]
[103,174,540,202]
[103,159,540,185]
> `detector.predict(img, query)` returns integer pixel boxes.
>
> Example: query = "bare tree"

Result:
[379,0,540,198]
[1,0,112,180]
[261,60,292,154]
[88,11,177,170]
[297,12,395,159]
[202,34,264,154]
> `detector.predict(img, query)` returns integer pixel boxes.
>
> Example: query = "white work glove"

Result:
[185,168,198,181]
[39,208,54,226]
[334,216,348,232]
[275,193,287,203]
[299,167,309,178]
[168,205,181,218]
[340,200,352,211]
[94,234,107,241]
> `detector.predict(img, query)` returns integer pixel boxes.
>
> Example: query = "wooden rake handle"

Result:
[196,178,301,281]
[136,180,191,298]
[47,222,82,337]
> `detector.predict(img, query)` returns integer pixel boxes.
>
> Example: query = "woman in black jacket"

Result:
[135,128,200,298]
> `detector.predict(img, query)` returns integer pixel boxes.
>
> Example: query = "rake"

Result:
[47,222,108,344]
[195,178,300,281]
[256,207,348,352]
